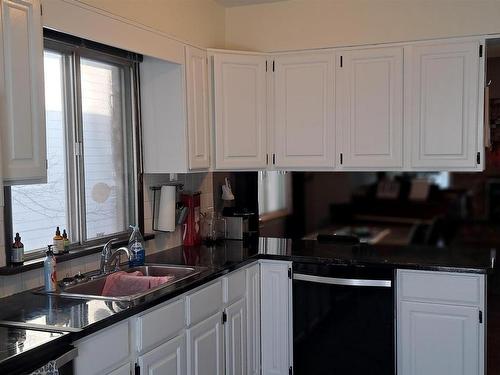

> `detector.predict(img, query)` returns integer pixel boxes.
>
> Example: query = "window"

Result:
[9,33,140,254]
[258,171,292,220]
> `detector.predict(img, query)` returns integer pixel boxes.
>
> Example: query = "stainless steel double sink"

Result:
[39,264,207,302]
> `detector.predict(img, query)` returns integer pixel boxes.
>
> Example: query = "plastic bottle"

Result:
[53,227,64,255]
[11,232,24,265]
[62,229,70,253]
[44,245,57,292]
[128,225,145,267]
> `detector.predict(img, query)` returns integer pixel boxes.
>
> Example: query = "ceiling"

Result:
[215,0,288,7]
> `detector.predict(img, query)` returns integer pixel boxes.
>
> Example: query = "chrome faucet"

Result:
[100,240,133,274]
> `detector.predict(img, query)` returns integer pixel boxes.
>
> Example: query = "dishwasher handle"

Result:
[293,273,392,288]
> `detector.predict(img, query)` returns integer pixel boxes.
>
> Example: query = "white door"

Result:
[187,312,224,375]
[398,301,480,375]
[406,40,481,169]
[107,363,131,375]
[225,298,247,375]
[0,0,46,183]
[139,333,186,375]
[246,264,261,375]
[213,53,267,169]
[273,52,335,168]
[337,47,403,168]
[186,46,210,170]
[261,261,292,375]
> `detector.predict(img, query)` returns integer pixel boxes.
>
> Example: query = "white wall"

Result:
[76,0,226,48]
[225,0,500,52]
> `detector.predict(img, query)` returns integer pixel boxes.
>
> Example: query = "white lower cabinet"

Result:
[397,270,485,375]
[139,333,187,375]
[260,261,292,375]
[225,298,247,375]
[107,363,132,375]
[187,312,224,375]
[246,264,261,375]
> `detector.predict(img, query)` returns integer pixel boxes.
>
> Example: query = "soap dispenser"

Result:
[44,245,57,292]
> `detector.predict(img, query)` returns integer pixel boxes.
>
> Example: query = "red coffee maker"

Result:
[181,192,201,246]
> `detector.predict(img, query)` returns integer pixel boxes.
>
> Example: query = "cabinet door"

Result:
[261,261,292,375]
[246,264,261,375]
[187,312,224,375]
[213,53,267,169]
[107,363,131,375]
[273,52,335,168]
[406,40,481,169]
[225,298,247,375]
[186,46,210,170]
[139,333,186,375]
[0,0,46,183]
[337,47,403,168]
[398,301,481,375]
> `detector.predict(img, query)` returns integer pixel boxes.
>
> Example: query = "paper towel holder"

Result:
[150,183,184,232]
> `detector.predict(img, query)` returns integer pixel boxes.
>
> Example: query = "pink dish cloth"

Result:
[101,271,174,297]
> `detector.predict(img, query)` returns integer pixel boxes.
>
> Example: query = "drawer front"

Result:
[137,298,186,352]
[223,268,246,305]
[187,280,223,326]
[398,270,484,306]
[74,321,130,375]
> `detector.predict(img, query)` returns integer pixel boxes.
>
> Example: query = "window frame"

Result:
[3,34,144,261]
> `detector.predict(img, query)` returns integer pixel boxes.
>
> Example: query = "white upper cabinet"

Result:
[336,47,403,169]
[273,52,335,168]
[405,40,482,170]
[213,52,268,170]
[186,46,210,170]
[0,0,46,183]
[141,48,210,173]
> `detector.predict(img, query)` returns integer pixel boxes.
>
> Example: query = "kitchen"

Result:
[0,0,498,374]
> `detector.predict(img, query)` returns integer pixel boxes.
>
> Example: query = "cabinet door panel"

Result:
[107,363,131,375]
[186,46,210,170]
[225,298,247,375]
[246,264,261,375]
[214,53,267,169]
[187,313,224,375]
[407,41,480,169]
[139,333,186,375]
[274,52,335,168]
[261,261,291,375]
[399,301,480,375]
[337,47,403,168]
[0,0,46,183]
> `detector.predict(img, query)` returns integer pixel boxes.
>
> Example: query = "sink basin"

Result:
[37,264,207,302]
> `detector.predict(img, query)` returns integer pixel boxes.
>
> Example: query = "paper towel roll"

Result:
[157,185,176,232]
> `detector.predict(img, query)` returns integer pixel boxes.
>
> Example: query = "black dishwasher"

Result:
[292,262,395,375]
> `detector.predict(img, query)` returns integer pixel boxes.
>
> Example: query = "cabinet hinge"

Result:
[479,310,483,324]
[135,363,140,375]
[288,268,292,279]
[222,311,227,324]
[272,153,276,165]
[477,151,481,165]
[265,60,268,72]
[45,159,48,170]
[340,55,343,67]
[340,153,343,165]
[40,4,43,16]
[266,153,269,165]
[272,60,275,72]
[289,366,293,375]
[479,45,483,58]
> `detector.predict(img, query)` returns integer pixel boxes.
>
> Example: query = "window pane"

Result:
[11,51,68,251]
[80,58,130,239]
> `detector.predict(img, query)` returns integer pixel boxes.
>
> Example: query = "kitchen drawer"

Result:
[223,268,246,305]
[137,298,186,352]
[398,270,484,306]
[74,321,130,375]
[186,280,223,326]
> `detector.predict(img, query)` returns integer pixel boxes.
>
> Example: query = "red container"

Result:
[181,192,201,246]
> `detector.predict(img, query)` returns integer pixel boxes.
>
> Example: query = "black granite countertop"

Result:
[0,327,71,375]
[0,237,495,373]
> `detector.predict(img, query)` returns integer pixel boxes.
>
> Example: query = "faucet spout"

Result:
[108,246,133,272]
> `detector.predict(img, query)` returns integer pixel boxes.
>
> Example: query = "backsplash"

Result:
[0,172,214,298]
